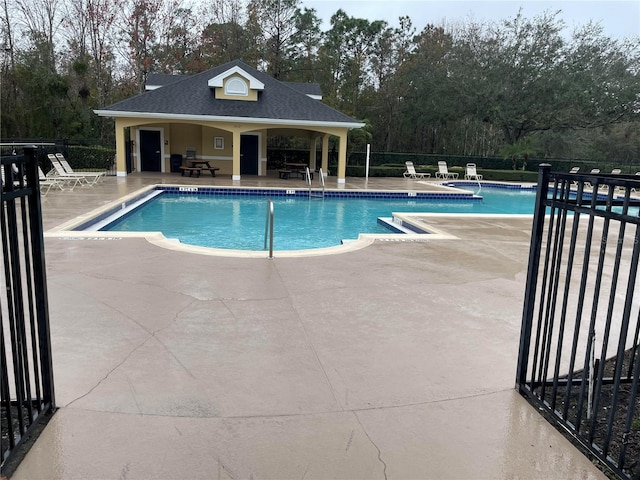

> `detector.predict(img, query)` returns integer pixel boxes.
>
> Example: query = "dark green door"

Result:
[140,130,161,172]
[240,135,258,175]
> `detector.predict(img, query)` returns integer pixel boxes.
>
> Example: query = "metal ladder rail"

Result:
[307,167,325,198]
[264,198,274,259]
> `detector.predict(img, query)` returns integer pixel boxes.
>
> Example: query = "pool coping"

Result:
[44,183,536,258]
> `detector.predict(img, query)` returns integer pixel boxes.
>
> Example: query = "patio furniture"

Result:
[403,161,430,179]
[38,166,65,195]
[464,163,483,181]
[435,161,458,180]
[1,163,20,189]
[584,168,600,190]
[55,153,106,185]
[46,154,84,189]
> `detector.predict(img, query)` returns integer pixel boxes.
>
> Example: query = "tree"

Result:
[198,0,260,69]
[249,0,300,79]
[499,137,538,170]
[13,0,62,69]
[558,23,640,129]
[366,17,416,151]
[453,10,640,146]
[1,0,21,136]
[397,24,458,153]
[287,6,322,82]
[116,0,162,91]
[153,5,199,74]
[321,9,385,117]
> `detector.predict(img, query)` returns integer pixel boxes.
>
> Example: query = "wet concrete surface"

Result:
[10,173,605,479]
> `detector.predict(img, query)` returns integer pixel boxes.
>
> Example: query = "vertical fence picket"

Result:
[1,147,55,475]
[517,165,640,480]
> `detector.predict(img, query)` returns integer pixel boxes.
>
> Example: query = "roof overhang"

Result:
[93,110,366,130]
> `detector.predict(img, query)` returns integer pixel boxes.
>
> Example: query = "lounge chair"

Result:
[632,172,640,192]
[1,163,20,189]
[403,161,430,180]
[464,163,483,181]
[568,166,580,187]
[584,168,600,190]
[435,161,458,180]
[46,154,85,189]
[38,166,65,195]
[596,168,623,191]
[55,153,106,185]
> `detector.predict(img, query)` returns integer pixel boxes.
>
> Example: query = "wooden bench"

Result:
[179,166,202,177]
[278,169,292,179]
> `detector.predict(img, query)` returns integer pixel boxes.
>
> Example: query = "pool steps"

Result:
[78,189,164,231]
[377,217,426,234]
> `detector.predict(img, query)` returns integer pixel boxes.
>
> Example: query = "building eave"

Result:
[93,110,365,130]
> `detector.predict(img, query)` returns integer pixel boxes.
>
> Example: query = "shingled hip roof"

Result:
[95,60,364,129]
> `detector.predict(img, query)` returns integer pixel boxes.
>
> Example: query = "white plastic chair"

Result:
[38,166,65,195]
[464,163,483,181]
[403,161,430,180]
[435,161,458,179]
[55,153,105,185]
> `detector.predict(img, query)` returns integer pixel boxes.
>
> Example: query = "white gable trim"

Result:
[208,66,264,90]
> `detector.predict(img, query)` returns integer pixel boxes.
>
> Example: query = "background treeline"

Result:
[1,0,639,166]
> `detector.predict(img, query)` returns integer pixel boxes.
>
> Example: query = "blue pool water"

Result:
[102,187,537,250]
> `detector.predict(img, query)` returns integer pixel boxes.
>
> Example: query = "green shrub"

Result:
[66,145,115,171]
[345,164,538,182]
[347,151,640,174]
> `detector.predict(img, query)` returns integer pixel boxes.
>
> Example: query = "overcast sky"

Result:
[302,0,640,40]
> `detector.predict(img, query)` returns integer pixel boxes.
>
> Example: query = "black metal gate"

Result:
[1,147,55,476]
[517,165,640,479]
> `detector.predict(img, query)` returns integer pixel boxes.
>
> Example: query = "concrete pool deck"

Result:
[10,173,606,479]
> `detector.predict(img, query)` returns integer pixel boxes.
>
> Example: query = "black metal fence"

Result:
[517,165,640,479]
[1,147,56,476]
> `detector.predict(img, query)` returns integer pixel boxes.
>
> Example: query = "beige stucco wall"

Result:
[114,117,350,182]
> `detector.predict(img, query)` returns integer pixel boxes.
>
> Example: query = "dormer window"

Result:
[225,77,248,96]
[208,66,264,101]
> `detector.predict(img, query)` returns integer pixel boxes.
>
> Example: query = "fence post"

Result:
[24,146,56,408]
[515,163,551,389]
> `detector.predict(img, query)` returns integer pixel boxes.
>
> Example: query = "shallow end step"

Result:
[377,217,422,234]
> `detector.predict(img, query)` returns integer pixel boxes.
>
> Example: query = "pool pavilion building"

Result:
[94,60,365,183]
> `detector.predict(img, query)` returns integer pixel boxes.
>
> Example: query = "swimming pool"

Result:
[95,185,537,251]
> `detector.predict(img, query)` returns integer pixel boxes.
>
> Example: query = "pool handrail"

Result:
[264,198,274,259]
[308,167,325,199]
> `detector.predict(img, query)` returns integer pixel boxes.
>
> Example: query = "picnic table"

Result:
[180,160,220,177]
